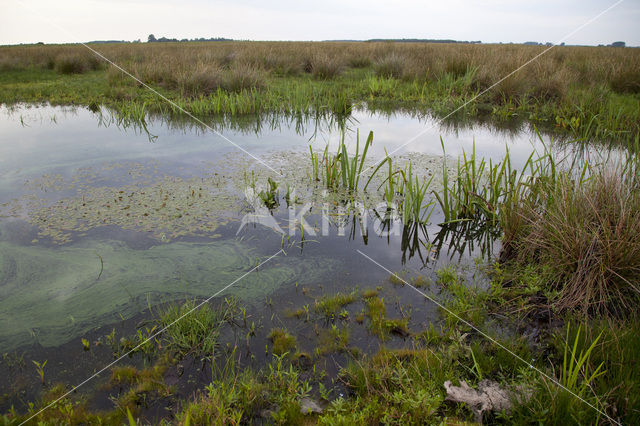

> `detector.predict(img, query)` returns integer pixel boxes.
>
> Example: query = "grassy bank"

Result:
[1,41,639,142]
[4,274,638,424]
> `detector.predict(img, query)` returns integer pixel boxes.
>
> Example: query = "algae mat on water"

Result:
[0,238,335,350]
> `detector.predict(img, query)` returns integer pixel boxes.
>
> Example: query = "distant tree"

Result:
[611,41,626,48]
[147,34,156,43]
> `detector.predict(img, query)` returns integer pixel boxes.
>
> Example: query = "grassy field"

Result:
[1,41,639,142]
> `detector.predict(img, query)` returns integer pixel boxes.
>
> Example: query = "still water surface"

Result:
[0,105,582,352]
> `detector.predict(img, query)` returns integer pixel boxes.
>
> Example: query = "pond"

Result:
[0,105,616,415]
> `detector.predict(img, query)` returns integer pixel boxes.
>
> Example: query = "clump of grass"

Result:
[223,64,266,92]
[268,328,297,356]
[502,162,640,316]
[609,68,640,94]
[326,348,446,423]
[315,291,357,320]
[178,353,310,425]
[366,75,399,97]
[374,53,403,78]
[579,319,640,424]
[367,154,434,224]
[436,265,460,287]
[178,64,223,97]
[348,55,372,68]
[411,276,430,288]
[113,362,173,409]
[285,306,308,320]
[444,57,470,78]
[399,163,434,224]
[510,322,610,424]
[435,140,519,227]
[11,383,125,424]
[388,272,405,286]
[157,298,237,358]
[109,366,138,384]
[529,71,568,101]
[54,52,102,74]
[310,54,344,80]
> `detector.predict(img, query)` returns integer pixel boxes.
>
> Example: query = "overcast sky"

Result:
[2,0,639,46]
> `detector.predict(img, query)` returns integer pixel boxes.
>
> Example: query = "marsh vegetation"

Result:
[1,41,639,142]
[0,40,639,425]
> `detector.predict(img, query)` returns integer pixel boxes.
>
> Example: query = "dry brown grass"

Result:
[307,53,345,79]
[2,41,639,94]
[502,160,640,316]
[374,53,404,78]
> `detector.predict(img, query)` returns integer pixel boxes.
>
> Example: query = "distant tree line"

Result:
[364,38,481,44]
[147,34,232,43]
[87,40,140,44]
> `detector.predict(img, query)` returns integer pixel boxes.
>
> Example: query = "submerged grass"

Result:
[268,328,297,356]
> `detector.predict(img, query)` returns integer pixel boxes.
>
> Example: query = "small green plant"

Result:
[258,177,279,209]
[284,183,298,205]
[81,338,90,351]
[126,407,137,425]
[561,324,605,397]
[362,289,379,299]
[32,359,47,384]
[339,130,373,191]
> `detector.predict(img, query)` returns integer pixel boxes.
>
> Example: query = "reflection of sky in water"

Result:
[0,105,619,185]
[328,109,541,162]
[0,105,535,178]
